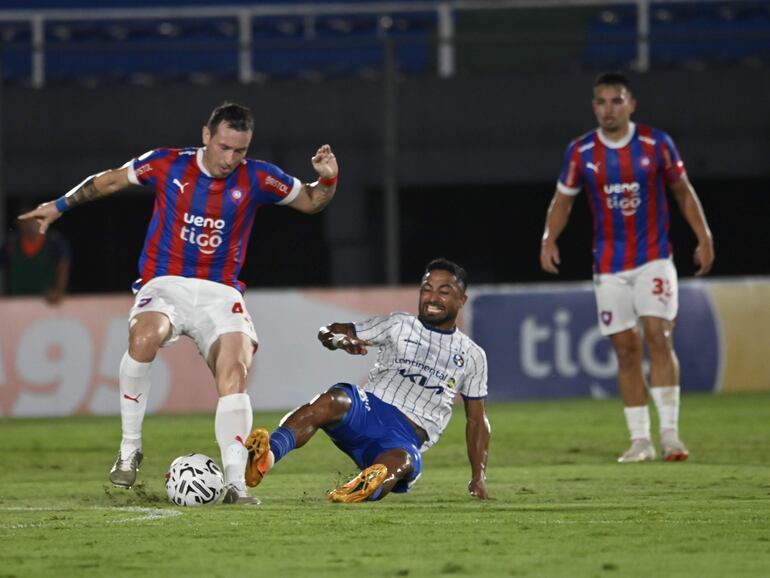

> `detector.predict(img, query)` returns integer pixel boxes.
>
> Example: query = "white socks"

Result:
[215,393,253,487]
[623,405,651,440]
[119,352,152,460]
[624,386,681,440]
[650,385,681,434]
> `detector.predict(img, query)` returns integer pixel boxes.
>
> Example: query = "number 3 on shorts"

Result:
[651,277,673,298]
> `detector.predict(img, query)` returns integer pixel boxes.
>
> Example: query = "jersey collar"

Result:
[597,121,636,149]
[196,148,213,177]
[419,318,457,335]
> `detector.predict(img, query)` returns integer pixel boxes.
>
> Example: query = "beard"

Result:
[418,307,455,328]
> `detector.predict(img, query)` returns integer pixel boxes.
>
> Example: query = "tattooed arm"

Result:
[18,167,133,234]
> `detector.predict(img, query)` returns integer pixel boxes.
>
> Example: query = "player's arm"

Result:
[288,144,338,214]
[464,397,491,500]
[318,322,370,355]
[17,167,133,235]
[540,191,577,274]
[669,176,714,276]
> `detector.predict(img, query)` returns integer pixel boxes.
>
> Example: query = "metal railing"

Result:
[0,0,759,88]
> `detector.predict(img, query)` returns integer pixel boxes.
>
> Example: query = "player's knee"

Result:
[613,339,642,367]
[321,387,353,414]
[645,330,674,357]
[128,325,165,357]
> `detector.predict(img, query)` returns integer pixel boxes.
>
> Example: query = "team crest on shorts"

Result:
[600,310,613,325]
[452,353,465,367]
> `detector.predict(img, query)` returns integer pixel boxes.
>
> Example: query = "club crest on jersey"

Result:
[230,189,243,202]
[639,156,651,169]
[601,310,613,325]
[446,377,456,390]
[452,353,465,367]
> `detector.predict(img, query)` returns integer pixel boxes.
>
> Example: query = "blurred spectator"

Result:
[1,204,71,304]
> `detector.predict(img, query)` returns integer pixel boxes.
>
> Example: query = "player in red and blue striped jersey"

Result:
[540,72,714,464]
[20,103,339,504]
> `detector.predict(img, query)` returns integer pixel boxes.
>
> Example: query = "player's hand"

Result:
[334,335,371,356]
[694,239,714,277]
[469,477,491,500]
[18,202,62,235]
[540,241,561,274]
[311,144,338,180]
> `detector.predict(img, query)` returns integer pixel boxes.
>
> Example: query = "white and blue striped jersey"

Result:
[354,312,488,451]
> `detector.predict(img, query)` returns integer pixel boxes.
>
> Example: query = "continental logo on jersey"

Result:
[263,174,290,196]
[604,182,641,217]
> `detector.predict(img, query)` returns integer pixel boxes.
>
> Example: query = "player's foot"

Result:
[328,464,388,503]
[617,438,656,463]
[222,483,261,506]
[109,450,143,488]
[244,428,273,488]
[660,430,689,462]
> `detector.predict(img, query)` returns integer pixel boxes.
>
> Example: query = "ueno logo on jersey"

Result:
[180,212,226,255]
[264,175,289,195]
[604,182,641,216]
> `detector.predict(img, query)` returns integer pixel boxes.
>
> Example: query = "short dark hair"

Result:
[424,258,468,292]
[206,102,254,135]
[593,71,630,91]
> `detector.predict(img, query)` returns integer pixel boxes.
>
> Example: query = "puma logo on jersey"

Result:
[586,162,601,173]
[173,179,189,194]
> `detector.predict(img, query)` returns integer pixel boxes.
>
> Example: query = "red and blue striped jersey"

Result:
[127,147,301,293]
[557,122,686,274]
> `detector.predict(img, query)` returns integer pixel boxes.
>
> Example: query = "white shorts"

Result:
[593,258,678,336]
[129,276,258,359]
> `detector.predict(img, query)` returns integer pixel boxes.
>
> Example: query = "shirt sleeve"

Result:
[353,313,400,346]
[658,132,686,185]
[127,149,171,187]
[460,345,488,399]
[556,140,583,196]
[252,161,302,206]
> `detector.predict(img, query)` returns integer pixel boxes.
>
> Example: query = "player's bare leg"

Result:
[245,387,352,487]
[610,327,656,463]
[642,317,688,461]
[208,332,259,505]
[329,448,413,503]
[111,312,172,488]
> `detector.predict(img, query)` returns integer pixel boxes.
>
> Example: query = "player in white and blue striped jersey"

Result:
[244,258,491,502]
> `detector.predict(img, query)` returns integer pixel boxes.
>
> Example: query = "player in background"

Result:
[540,72,714,463]
[243,258,491,502]
[19,103,338,504]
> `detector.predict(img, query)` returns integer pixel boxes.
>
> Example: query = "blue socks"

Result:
[269,426,296,464]
[367,485,385,501]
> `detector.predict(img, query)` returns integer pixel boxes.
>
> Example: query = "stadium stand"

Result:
[1,1,769,85]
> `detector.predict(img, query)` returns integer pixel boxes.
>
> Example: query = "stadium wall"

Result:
[0,278,767,417]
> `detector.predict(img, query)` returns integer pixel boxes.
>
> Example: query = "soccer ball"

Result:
[165,453,224,506]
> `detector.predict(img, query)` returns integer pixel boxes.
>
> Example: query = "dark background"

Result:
[2,1,769,292]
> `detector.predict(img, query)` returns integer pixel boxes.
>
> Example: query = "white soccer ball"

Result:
[165,453,224,506]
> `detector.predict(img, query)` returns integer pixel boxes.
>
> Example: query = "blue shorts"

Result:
[322,383,423,494]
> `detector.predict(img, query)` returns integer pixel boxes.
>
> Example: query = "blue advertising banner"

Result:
[471,284,720,401]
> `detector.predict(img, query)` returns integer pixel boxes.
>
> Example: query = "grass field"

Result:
[1,392,769,578]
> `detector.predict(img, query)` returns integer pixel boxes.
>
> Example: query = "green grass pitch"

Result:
[1,392,769,577]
